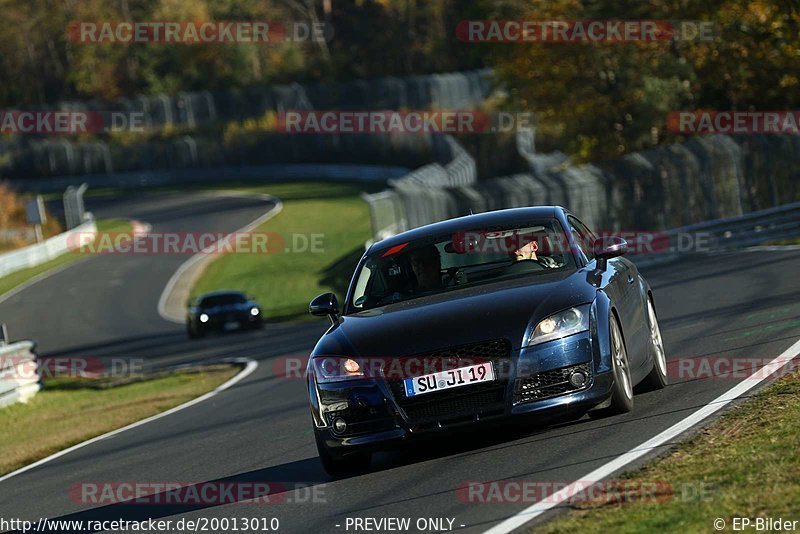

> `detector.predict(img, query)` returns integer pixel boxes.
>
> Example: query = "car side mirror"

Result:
[309,292,340,324]
[593,236,628,271]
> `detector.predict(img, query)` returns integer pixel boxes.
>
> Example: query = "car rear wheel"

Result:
[315,432,371,478]
[591,314,634,418]
[640,298,668,391]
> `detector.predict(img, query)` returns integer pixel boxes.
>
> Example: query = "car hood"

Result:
[313,269,596,358]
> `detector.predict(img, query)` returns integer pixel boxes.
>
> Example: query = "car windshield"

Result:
[199,293,246,307]
[349,218,576,312]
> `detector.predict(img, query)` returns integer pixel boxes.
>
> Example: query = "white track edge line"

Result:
[157,193,283,324]
[0,358,258,484]
[484,336,800,534]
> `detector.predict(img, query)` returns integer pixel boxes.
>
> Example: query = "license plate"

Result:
[224,321,239,331]
[404,362,495,397]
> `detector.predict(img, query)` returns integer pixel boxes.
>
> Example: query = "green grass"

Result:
[192,181,379,321]
[0,365,239,475]
[761,237,800,246]
[534,372,800,533]
[0,219,131,299]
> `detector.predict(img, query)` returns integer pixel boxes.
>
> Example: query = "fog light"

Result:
[333,418,347,433]
[199,313,209,323]
[568,370,588,387]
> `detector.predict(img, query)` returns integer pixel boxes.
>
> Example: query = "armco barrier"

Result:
[1,131,434,180]
[50,70,491,129]
[364,135,478,234]
[0,341,40,408]
[631,200,800,268]
[8,164,410,194]
[0,220,97,279]
[1,70,492,180]
[363,134,800,242]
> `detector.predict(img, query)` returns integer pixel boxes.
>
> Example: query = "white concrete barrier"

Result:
[0,341,40,408]
[0,220,97,279]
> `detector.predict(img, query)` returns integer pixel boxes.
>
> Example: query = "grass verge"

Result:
[192,181,379,321]
[761,237,800,246]
[0,219,131,299]
[0,365,240,475]
[534,371,800,533]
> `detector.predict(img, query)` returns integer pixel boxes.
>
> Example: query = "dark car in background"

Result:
[187,290,263,338]
[306,206,668,475]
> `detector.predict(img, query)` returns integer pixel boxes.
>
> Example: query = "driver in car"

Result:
[510,235,559,268]
[408,244,444,291]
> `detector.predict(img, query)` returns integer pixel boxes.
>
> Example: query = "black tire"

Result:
[591,314,634,418]
[315,432,370,478]
[187,323,204,339]
[640,298,668,391]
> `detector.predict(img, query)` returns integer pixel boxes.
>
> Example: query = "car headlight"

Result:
[311,357,365,383]
[199,313,209,323]
[250,307,260,316]
[524,305,591,346]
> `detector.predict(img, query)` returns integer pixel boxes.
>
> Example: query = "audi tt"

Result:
[307,206,667,475]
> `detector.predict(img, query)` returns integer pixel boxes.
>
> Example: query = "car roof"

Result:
[370,206,563,255]
[198,290,246,299]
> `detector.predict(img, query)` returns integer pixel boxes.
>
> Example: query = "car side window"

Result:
[567,216,596,262]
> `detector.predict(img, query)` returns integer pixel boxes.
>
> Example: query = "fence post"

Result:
[63,183,89,229]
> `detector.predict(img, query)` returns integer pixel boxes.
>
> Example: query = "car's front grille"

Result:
[513,362,592,404]
[401,388,505,423]
[386,338,511,426]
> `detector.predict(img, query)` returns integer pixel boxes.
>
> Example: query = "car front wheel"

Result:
[314,432,371,478]
[640,298,668,391]
[591,314,634,418]
[187,322,204,339]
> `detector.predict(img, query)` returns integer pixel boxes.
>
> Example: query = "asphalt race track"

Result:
[2,192,800,533]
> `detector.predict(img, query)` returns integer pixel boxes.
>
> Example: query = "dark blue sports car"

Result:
[186,290,263,338]
[307,206,667,475]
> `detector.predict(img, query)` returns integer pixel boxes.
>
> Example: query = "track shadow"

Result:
[40,321,323,372]
[6,458,328,533]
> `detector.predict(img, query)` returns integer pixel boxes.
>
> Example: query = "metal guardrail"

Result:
[363,129,800,245]
[365,135,478,239]
[361,190,407,244]
[668,200,800,248]
[8,164,410,193]
[1,70,492,179]
[0,340,40,409]
[630,201,800,267]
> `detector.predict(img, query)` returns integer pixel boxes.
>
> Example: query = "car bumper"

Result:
[195,313,262,331]
[311,332,615,458]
